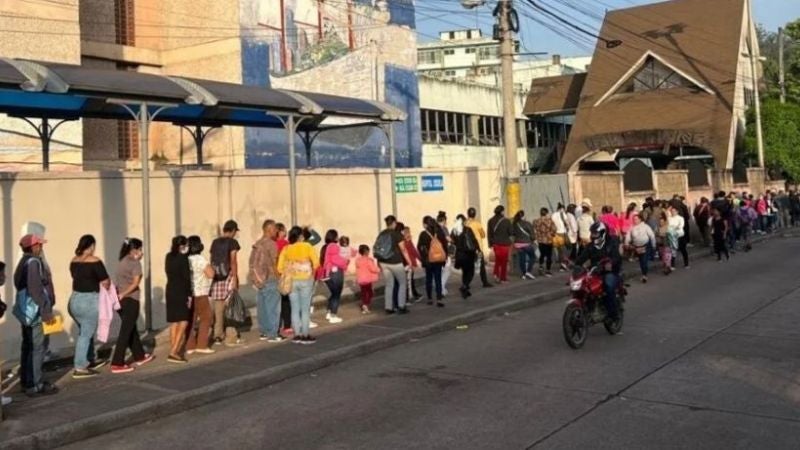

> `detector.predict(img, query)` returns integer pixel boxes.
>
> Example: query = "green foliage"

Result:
[745,99,800,181]
[758,20,800,102]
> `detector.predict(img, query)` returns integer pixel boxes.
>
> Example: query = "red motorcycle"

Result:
[562,264,626,349]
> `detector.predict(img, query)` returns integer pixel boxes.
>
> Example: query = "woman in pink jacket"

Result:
[355,245,381,314]
[321,229,350,324]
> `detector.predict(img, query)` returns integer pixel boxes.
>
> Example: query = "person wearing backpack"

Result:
[417,216,449,307]
[209,220,242,346]
[374,215,411,314]
[452,214,479,299]
[737,200,757,251]
[15,234,59,397]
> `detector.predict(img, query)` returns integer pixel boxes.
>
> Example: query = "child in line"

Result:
[711,208,730,261]
[355,245,381,314]
[339,236,357,262]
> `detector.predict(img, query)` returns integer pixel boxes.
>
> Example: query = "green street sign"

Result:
[395,175,418,193]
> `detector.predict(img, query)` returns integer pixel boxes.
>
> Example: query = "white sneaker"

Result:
[328,315,343,324]
[195,348,216,354]
[524,272,536,280]
[186,349,196,355]
[1,396,11,407]
[325,312,332,321]
[310,321,319,329]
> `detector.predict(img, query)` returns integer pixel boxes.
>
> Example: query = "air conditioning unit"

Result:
[461,0,487,9]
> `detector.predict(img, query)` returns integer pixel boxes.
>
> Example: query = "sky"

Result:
[415,0,800,58]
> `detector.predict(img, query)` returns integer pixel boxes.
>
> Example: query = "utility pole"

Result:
[498,0,520,216]
[779,27,786,104]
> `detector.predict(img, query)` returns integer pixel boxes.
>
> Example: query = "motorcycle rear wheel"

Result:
[604,311,624,335]
[563,304,588,349]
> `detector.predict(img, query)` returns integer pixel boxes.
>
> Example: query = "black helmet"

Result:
[589,222,607,249]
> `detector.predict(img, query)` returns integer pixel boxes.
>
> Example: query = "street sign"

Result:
[395,175,418,193]
[421,175,444,192]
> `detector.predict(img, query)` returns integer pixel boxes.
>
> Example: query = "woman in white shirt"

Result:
[186,235,216,355]
[667,202,687,270]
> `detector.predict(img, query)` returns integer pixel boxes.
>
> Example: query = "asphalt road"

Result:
[63,236,800,450]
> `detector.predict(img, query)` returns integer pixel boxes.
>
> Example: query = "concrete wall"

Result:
[654,170,689,199]
[572,171,625,211]
[519,174,570,214]
[0,167,502,362]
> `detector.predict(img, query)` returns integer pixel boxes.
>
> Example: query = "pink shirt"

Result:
[600,213,621,237]
[355,255,381,285]
[323,243,350,276]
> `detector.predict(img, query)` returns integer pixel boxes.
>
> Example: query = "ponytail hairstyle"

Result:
[119,237,143,261]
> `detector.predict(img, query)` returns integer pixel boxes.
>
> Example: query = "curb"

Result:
[2,288,566,450]
[1,231,785,449]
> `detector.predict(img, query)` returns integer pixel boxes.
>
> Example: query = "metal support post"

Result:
[388,124,397,217]
[287,115,298,225]
[109,99,176,331]
[18,117,72,172]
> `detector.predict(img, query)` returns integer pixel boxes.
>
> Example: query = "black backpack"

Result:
[373,230,396,262]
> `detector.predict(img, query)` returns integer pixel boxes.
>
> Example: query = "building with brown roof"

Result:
[524,0,761,179]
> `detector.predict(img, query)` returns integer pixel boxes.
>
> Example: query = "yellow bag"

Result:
[552,234,566,248]
[43,314,64,335]
[278,271,293,296]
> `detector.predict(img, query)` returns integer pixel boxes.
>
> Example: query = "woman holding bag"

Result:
[417,216,449,307]
[278,226,320,344]
[625,214,656,283]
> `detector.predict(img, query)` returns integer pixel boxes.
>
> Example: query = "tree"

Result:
[745,99,800,181]
[757,20,800,103]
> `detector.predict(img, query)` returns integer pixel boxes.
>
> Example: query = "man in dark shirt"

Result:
[210,220,242,346]
[375,215,410,314]
[575,223,623,321]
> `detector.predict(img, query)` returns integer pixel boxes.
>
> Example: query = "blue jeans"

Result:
[517,245,535,274]
[637,251,649,276]
[289,279,314,336]
[69,292,99,370]
[20,321,44,390]
[325,270,344,315]
[603,273,620,321]
[425,263,444,300]
[256,281,281,338]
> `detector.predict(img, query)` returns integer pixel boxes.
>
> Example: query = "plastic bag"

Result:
[224,291,250,325]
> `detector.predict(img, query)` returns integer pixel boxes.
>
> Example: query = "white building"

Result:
[474,55,593,91]
[419,75,529,171]
[417,29,516,80]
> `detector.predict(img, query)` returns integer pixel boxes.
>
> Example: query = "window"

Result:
[444,70,456,77]
[117,120,139,160]
[466,47,476,54]
[616,56,700,95]
[744,88,755,108]
[115,0,135,46]
[477,116,502,146]
[444,49,455,55]
[418,50,442,65]
[527,119,571,149]
[449,31,456,39]
[421,109,471,145]
[466,30,473,39]
[478,46,498,61]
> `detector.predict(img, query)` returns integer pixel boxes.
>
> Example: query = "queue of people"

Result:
[5,190,790,401]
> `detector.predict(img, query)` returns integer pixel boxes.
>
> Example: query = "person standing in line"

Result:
[565,204,579,263]
[320,229,349,324]
[487,206,513,283]
[275,223,292,336]
[68,235,110,379]
[0,261,11,406]
[551,203,567,269]
[209,220,242,346]
[417,215,449,307]
[656,212,673,275]
[374,215,411,314]
[277,226,320,344]
[110,238,154,374]
[625,214,656,283]
[711,208,730,261]
[677,196,692,248]
[737,200,757,251]
[186,235,215,355]
[165,235,192,363]
[694,197,711,247]
[512,210,536,280]
[355,245,380,314]
[465,207,493,288]
[452,214,479,299]
[401,225,423,303]
[15,236,58,396]
[533,208,557,277]
[577,200,595,254]
[436,212,452,296]
[668,201,689,269]
[249,220,284,342]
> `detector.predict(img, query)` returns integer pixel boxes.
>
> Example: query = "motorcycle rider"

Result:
[574,222,622,322]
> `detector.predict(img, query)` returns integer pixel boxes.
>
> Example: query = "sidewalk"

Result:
[0,233,781,449]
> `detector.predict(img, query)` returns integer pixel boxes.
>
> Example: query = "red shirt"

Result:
[276,238,289,254]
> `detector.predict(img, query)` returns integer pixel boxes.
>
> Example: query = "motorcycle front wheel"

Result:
[563,304,588,349]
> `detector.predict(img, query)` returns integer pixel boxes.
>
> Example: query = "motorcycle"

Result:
[562,264,626,349]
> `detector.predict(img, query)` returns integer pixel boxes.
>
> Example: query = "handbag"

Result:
[13,288,41,326]
[43,314,64,335]
[224,291,250,325]
[552,234,566,248]
[279,270,294,296]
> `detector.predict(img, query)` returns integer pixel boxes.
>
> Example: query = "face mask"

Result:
[180,248,189,255]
